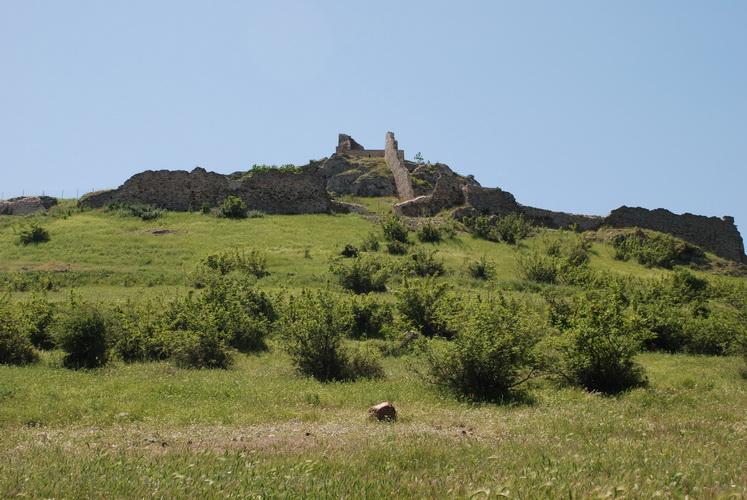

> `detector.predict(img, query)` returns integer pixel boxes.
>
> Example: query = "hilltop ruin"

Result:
[5,131,743,263]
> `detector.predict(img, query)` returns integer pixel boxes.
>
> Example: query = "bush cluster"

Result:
[466,256,495,280]
[200,249,269,279]
[611,229,704,268]
[0,299,38,365]
[381,214,409,243]
[548,288,649,393]
[466,213,533,244]
[279,290,384,381]
[330,256,389,294]
[404,249,445,277]
[422,295,543,400]
[218,196,247,219]
[396,278,456,338]
[17,222,50,245]
[416,222,442,243]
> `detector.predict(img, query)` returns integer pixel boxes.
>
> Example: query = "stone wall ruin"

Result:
[79,166,333,214]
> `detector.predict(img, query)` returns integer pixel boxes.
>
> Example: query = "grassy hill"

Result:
[1,199,746,498]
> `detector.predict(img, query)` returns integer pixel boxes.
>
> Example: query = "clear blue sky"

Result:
[1,1,745,228]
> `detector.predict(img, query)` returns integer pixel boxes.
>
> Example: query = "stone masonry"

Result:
[0,196,58,215]
[79,166,333,214]
[385,132,415,201]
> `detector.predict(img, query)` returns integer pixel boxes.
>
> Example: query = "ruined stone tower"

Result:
[384,131,414,201]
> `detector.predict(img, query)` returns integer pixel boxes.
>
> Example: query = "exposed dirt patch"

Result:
[7,421,481,457]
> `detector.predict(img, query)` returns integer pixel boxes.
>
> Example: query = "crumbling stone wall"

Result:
[394,173,465,216]
[79,166,333,214]
[0,196,58,215]
[605,206,746,263]
[385,132,415,201]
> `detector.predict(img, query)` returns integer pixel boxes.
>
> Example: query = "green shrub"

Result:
[0,301,37,365]
[111,299,171,362]
[201,249,269,279]
[171,328,235,369]
[280,291,353,381]
[56,301,110,369]
[396,278,456,338]
[342,344,385,380]
[386,241,408,255]
[218,196,247,219]
[681,307,746,356]
[517,251,558,283]
[422,295,543,400]
[331,256,388,294]
[466,256,495,280]
[247,210,265,218]
[340,244,359,258]
[349,294,393,339]
[167,279,273,356]
[200,202,212,214]
[360,232,380,252]
[17,222,50,245]
[611,229,704,268]
[493,213,533,244]
[549,289,649,394]
[381,214,409,243]
[405,248,445,277]
[129,204,164,221]
[20,294,56,350]
[466,214,533,244]
[417,222,442,243]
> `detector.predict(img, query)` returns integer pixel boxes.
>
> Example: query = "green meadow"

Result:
[1,201,745,498]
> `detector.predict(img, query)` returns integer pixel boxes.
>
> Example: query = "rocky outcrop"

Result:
[385,132,415,201]
[79,166,333,214]
[319,156,396,197]
[394,173,466,217]
[605,206,746,263]
[0,196,58,215]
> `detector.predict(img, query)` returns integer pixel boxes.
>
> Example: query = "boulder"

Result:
[368,402,397,421]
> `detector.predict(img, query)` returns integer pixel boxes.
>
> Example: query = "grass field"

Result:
[1,202,746,498]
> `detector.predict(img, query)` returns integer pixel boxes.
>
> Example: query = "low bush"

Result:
[422,295,543,400]
[342,344,386,380]
[128,204,164,221]
[517,251,558,283]
[396,278,457,338]
[348,294,393,339]
[0,301,37,365]
[466,214,533,244]
[55,301,110,369]
[201,249,269,279]
[20,294,56,350]
[417,222,442,243]
[466,256,495,280]
[111,299,171,362]
[340,244,359,258]
[548,289,649,394]
[386,241,408,255]
[17,222,50,245]
[517,234,593,285]
[404,248,446,277]
[381,214,409,243]
[218,196,247,219]
[611,229,704,268]
[493,213,533,244]
[247,210,265,219]
[280,291,383,381]
[331,256,388,294]
[360,232,380,252]
[171,328,235,369]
